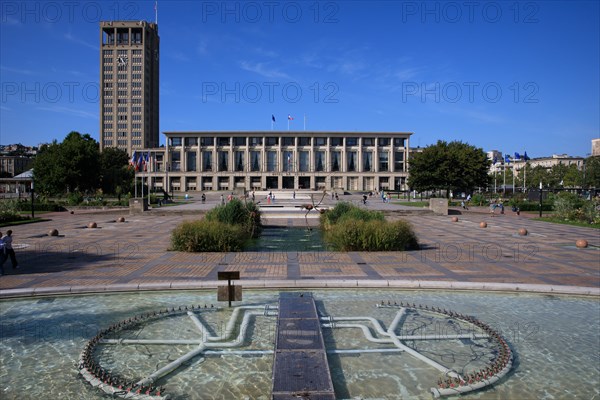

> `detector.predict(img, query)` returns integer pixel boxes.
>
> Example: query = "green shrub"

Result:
[16,201,66,212]
[320,202,383,231]
[514,201,553,212]
[470,194,487,206]
[67,192,84,205]
[0,199,20,222]
[170,219,246,252]
[324,218,418,251]
[553,192,599,223]
[205,198,262,238]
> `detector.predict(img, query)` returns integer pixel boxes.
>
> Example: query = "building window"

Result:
[347,151,357,172]
[217,137,230,147]
[250,151,261,171]
[265,137,278,146]
[394,138,405,147]
[379,152,389,171]
[267,151,277,172]
[282,137,294,146]
[394,152,404,172]
[235,151,245,171]
[363,152,373,172]
[201,137,214,146]
[186,152,197,171]
[218,151,229,171]
[331,151,341,171]
[315,151,325,171]
[346,137,358,146]
[202,151,213,171]
[315,137,327,146]
[378,138,390,147]
[330,137,342,147]
[234,137,246,146]
[185,137,198,146]
[299,151,309,172]
[250,137,262,146]
[171,152,181,171]
[298,137,311,146]
[283,151,294,172]
[170,137,182,146]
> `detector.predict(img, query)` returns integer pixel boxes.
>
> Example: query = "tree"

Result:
[408,140,490,197]
[100,147,134,196]
[584,156,600,189]
[33,132,100,195]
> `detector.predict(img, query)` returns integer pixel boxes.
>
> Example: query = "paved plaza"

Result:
[0,192,598,298]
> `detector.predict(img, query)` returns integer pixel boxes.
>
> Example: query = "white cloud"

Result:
[37,106,97,119]
[239,61,291,79]
[64,32,98,51]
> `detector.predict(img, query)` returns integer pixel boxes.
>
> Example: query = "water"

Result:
[0,290,599,399]
[245,227,329,252]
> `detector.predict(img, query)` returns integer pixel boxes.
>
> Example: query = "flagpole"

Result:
[287,118,290,131]
[303,114,306,131]
[523,161,526,192]
[512,164,515,195]
[155,1,158,24]
[503,158,506,195]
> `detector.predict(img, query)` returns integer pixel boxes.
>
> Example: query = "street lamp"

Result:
[539,181,543,218]
[31,179,34,219]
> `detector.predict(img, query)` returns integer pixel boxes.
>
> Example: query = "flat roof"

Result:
[162,130,413,136]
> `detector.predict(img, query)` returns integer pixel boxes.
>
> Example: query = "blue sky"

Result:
[1,1,598,158]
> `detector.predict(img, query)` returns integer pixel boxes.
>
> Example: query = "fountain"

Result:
[1,290,598,399]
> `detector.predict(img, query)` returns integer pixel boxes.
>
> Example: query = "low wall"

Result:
[429,198,448,215]
[129,197,148,214]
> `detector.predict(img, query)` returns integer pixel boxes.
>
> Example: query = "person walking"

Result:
[2,230,18,269]
[0,231,6,276]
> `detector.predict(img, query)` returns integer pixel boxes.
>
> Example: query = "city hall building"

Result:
[141,131,412,193]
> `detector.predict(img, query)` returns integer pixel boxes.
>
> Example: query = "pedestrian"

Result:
[490,200,497,216]
[220,194,225,205]
[252,191,255,202]
[2,230,18,270]
[293,191,296,199]
[0,231,6,276]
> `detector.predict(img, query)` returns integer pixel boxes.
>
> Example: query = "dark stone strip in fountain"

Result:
[286,252,301,280]
[348,252,383,279]
[272,292,336,400]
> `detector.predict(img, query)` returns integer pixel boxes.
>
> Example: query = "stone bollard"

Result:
[479,222,487,228]
[518,228,528,236]
[48,229,59,236]
[117,217,125,223]
[576,239,588,248]
[451,217,459,222]
[88,222,97,229]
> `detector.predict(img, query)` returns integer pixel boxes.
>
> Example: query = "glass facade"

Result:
[154,132,411,191]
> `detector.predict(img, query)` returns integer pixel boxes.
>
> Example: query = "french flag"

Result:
[288,114,294,120]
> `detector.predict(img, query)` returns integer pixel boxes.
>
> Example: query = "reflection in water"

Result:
[245,227,329,252]
[0,290,598,399]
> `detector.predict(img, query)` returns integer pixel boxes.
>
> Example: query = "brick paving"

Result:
[0,193,598,297]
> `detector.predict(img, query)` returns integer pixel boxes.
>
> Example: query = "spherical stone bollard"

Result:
[479,222,487,228]
[48,229,59,236]
[576,239,588,248]
[451,216,459,222]
[518,228,528,236]
[88,222,97,229]
[70,210,74,214]
[117,217,125,223]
